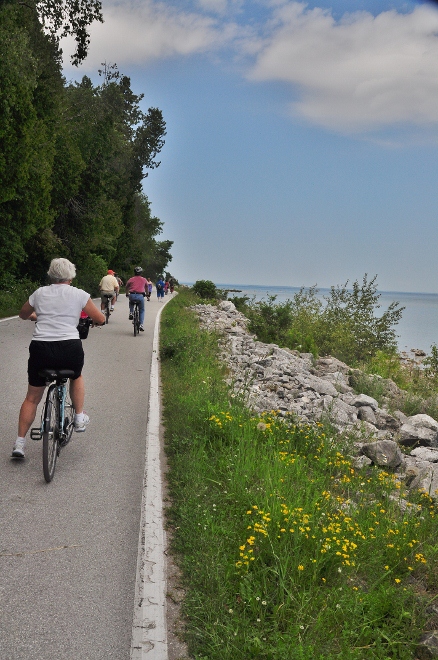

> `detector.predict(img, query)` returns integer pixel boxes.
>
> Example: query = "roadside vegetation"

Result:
[161,288,438,660]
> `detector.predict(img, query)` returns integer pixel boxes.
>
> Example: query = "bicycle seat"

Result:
[38,369,76,381]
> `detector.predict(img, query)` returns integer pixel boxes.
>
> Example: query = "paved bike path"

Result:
[0,296,168,660]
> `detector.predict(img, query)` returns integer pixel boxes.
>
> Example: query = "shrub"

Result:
[0,274,41,318]
[192,280,226,300]
[243,275,404,365]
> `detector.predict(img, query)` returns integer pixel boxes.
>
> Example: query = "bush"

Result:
[243,275,404,365]
[0,274,41,318]
[192,280,226,300]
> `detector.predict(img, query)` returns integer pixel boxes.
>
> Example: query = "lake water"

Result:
[213,283,438,355]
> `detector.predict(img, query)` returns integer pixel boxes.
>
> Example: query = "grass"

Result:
[161,290,438,659]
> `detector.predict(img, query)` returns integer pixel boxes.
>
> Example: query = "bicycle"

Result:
[30,369,76,483]
[132,300,141,336]
[102,293,112,323]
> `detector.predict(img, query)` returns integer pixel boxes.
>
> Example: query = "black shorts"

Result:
[28,340,84,387]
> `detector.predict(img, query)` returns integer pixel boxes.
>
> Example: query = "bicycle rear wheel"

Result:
[133,306,139,336]
[43,385,59,483]
[105,298,110,324]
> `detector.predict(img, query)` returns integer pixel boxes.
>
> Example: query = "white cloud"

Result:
[63,0,438,134]
[62,0,238,71]
[247,2,438,132]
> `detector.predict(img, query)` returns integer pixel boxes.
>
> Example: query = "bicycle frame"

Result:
[31,378,72,445]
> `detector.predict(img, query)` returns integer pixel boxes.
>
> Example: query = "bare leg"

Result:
[18,385,45,438]
[70,376,85,414]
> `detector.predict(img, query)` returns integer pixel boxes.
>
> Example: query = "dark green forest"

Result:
[0,0,173,314]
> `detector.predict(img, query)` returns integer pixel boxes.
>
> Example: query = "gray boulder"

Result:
[328,399,358,427]
[408,414,438,433]
[393,410,409,425]
[353,455,372,469]
[357,406,377,425]
[361,440,403,468]
[417,631,438,659]
[399,424,438,448]
[351,394,379,411]
[295,374,338,397]
[411,447,438,463]
[218,300,236,312]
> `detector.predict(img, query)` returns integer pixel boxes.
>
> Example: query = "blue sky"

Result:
[63,0,438,292]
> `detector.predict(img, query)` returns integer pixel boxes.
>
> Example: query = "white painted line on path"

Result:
[0,315,19,322]
[131,297,175,660]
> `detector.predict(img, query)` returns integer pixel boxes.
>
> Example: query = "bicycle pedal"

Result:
[30,428,42,441]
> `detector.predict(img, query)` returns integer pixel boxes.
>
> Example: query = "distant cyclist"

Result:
[125,266,148,331]
[12,258,105,459]
[99,270,119,312]
[156,276,165,301]
[146,278,153,301]
[113,273,124,299]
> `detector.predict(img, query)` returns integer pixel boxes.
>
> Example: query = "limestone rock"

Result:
[399,424,438,448]
[408,414,438,433]
[375,410,400,431]
[295,374,338,397]
[393,410,409,425]
[328,399,358,428]
[353,455,372,469]
[417,631,438,659]
[351,394,379,410]
[411,447,438,463]
[218,300,236,312]
[360,440,403,468]
[357,406,377,425]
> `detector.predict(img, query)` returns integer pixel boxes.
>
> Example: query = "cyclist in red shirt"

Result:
[125,266,148,331]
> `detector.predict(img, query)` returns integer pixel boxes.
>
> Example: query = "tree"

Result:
[0,2,61,276]
[9,0,104,65]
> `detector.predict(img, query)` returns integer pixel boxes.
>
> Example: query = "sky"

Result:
[62,0,438,293]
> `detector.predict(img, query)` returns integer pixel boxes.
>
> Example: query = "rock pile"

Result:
[192,300,438,499]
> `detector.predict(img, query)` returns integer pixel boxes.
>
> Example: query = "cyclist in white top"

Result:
[12,258,105,459]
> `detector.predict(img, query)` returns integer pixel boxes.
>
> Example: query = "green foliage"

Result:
[192,280,225,300]
[243,276,404,365]
[35,0,103,66]
[320,275,404,363]
[0,3,58,275]
[228,294,250,312]
[0,12,171,315]
[161,289,437,660]
[0,273,41,317]
[424,344,438,381]
[74,253,107,296]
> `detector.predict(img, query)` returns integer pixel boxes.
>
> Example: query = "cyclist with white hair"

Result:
[12,258,105,459]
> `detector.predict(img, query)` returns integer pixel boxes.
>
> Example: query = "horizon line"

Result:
[181,282,438,297]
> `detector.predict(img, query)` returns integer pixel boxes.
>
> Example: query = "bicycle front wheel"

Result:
[43,385,60,483]
[62,386,75,446]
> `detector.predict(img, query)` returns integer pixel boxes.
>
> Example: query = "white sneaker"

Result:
[74,413,90,433]
[139,325,145,331]
[110,306,115,311]
[12,438,26,458]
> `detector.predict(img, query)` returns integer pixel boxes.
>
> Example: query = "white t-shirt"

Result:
[29,285,90,341]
